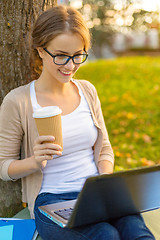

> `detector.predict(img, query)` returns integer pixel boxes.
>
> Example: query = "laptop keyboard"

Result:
[54,207,73,220]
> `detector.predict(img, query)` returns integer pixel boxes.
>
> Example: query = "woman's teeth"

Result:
[60,70,72,75]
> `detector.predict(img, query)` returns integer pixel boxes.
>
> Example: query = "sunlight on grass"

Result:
[75,56,160,171]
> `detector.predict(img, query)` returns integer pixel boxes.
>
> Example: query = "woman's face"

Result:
[39,32,85,84]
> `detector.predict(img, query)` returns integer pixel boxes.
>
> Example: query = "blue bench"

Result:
[13,207,160,240]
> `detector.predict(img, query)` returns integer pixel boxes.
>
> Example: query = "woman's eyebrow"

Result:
[53,49,84,54]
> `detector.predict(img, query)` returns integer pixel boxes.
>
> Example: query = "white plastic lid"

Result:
[33,106,62,118]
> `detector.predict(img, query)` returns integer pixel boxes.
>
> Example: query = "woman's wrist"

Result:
[27,156,40,171]
[8,156,39,180]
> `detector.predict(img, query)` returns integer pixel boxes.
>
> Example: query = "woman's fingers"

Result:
[34,135,62,151]
[36,142,62,151]
[33,135,62,169]
[36,148,61,155]
[35,135,55,144]
[34,149,62,158]
[35,155,54,161]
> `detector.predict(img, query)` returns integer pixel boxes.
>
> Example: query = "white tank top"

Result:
[30,80,98,194]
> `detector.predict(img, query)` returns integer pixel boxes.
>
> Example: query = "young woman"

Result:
[0,5,155,240]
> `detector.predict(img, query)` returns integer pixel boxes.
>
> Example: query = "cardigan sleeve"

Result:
[0,91,24,181]
[94,92,114,164]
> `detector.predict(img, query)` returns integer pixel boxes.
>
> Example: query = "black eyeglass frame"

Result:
[43,48,88,65]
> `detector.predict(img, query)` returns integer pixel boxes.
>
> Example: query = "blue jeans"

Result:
[34,192,155,240]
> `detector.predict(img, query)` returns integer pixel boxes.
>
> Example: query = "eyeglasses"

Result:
[43,48,88,65]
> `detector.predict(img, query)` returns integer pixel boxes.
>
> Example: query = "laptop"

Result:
[39,165,160,228]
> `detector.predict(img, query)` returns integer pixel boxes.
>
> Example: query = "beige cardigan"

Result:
[0,79,114,218]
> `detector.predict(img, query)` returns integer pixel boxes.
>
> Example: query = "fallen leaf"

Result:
[142,134,152,143]
[115,152,124,157]
[126,153,131,158]
[141,158,155,166]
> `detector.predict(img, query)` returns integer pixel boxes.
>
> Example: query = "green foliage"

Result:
[75,56,160,171]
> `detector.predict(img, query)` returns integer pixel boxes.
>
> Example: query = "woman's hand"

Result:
[33,135,62,169]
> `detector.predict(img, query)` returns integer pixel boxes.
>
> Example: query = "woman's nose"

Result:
[64,58,75,70]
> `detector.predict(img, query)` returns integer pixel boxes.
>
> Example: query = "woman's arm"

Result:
[0,92,62,181]
[8,156,38,180]
[0,93,23,181]
[98,160,114,175]
[8,136,62,180]
[92,84,115,173]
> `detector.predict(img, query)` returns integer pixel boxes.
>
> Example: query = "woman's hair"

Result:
[32,5,90,51]
[31,5,90,79]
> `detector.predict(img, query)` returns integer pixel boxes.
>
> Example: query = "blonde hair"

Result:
[32,5,90,51]
[31,5,90,79]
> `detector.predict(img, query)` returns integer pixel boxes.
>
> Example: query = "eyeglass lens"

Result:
[54,54,87,65]
[43,48,88,65]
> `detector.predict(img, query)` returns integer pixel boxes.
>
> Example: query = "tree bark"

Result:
[0,0,57,217]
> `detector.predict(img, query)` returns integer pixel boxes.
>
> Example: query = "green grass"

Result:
[75,56,160,171]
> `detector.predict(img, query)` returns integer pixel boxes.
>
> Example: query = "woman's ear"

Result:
[36,47,44,59]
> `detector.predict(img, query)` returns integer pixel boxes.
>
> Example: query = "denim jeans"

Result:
[34,192,155,240]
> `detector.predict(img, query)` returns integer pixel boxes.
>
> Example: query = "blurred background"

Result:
[58,0,160,59]
[54,0,160,171]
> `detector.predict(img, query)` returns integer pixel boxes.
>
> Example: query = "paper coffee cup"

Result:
[33,106,63,149]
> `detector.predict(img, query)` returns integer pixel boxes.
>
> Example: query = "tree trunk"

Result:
[0,0,57,217]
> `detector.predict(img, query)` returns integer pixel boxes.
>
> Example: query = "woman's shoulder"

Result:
[74,79,97,96]
[2,82,31,104]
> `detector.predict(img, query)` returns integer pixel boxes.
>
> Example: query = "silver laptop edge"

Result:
[39,165,160,228]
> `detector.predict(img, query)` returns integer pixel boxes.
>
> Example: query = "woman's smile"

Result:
[59,69,73,76]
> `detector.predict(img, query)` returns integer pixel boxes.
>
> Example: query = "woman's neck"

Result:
[35,72,71,95]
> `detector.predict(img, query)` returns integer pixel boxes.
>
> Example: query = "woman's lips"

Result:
[59,70,72,76]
